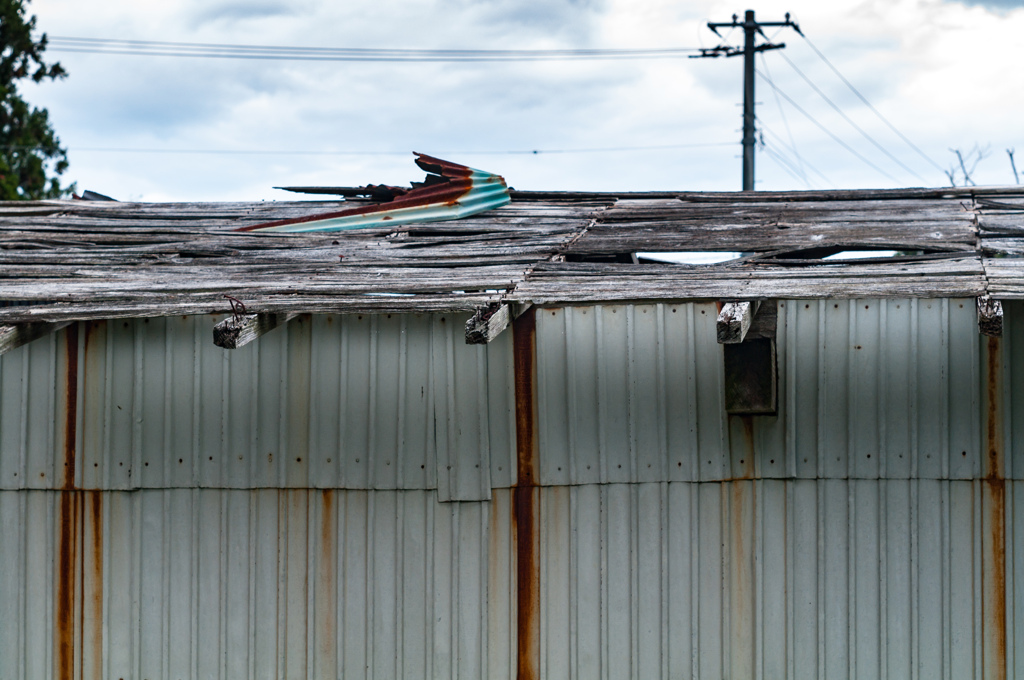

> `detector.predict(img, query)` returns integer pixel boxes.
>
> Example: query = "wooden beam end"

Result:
[466,303,512,344]
[717,300,760,344]
[213,312,296,349]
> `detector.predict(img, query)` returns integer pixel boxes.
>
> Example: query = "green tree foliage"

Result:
[0,0,71,199]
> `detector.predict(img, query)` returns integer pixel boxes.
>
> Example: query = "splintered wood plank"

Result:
[0,320,72,356]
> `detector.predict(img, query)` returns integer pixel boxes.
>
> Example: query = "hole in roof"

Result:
[636,251,743,265]
[822,250,898,260]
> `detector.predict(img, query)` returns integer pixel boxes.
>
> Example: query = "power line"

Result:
[759,53,808,185]
[761,144,812,187]
[48,36,700,61]
[54,142,735,156]
[754,68,901,185]
[757,120,833,187]
[774,49,925,182]
[796,32,945,174]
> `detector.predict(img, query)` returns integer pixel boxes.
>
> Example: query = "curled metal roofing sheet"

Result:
[238,153,511,233]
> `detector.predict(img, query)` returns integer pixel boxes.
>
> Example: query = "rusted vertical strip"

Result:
[86,491,103,680]
[63,323,79,489]
[56,323,81,680]
[982,335,1007,680]
[512,309,539,680]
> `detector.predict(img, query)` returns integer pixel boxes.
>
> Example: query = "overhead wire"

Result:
[754,68,902,185]
[48,36,701,61]
[774,49,925,182]
[753,122,831,188]
[53,141,735,156]
[761,144,811,187]
[797,32,945,174]
[759,53,809,185]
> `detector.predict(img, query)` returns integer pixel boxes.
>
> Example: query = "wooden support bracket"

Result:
[717,300,761,344]
[213,312,297,349]
[0,321,72,357]
[977,295,1003,337]
[466,302,531,344]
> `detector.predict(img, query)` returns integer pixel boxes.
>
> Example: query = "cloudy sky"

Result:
[23,0,1024,201]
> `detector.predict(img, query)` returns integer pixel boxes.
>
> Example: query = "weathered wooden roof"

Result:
[2,186,1023,324]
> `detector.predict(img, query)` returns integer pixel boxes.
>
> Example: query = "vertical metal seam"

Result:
[17,331,29,485]
[879,301,888,480]
[626,306,638,484]
[816,301,826,480]
[132,323,143,489]
[848,480,856,680]
[880,477,888,680]
[941,300,951,479]
[367,317,379,490]
[816,480,825,679]
[689,482,698,680]
[596,307,608,484]
[365,490,376,680]
[395,490,406,680]
[942,481,952,680]
[397,316,409,491]
[910,300,920,480]
[785,480,795,680]
[685,305,699,481]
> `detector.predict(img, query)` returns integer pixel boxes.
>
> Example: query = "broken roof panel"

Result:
[0,186,1022,324]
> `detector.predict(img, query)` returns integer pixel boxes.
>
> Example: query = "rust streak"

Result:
[63,323,79,490]
[318,490,337,667]
[55,492,79,680]
[983,335,1007,679]
[985,336,1004,481]
[728,415,756,479]
[513,309,538,487]
[56,323,81,680]
[512,308,539,680]
[88,491,103,680]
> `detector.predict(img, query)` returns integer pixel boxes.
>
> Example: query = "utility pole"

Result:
[692,10,800,190]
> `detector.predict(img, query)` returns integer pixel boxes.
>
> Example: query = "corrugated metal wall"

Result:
[537,480,1020,680]
[0,299,1020,679]
[0,488,515,680]
[0,313,515,494]
[535,299,993,484]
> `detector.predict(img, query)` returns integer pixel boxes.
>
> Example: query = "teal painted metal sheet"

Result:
[240,153,510,233]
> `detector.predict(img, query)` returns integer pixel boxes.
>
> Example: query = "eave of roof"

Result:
[1,186,1022,324]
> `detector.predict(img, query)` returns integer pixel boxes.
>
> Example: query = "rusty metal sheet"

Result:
[239,153,510,233]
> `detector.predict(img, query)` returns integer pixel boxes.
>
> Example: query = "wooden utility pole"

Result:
[693,10,800,190]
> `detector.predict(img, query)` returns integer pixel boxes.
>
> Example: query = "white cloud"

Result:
[22,0,1024,200]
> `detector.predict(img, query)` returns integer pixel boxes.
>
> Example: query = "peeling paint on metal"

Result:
[238,153,510,233]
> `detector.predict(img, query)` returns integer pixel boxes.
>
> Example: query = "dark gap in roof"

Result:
[565,253,639,264]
